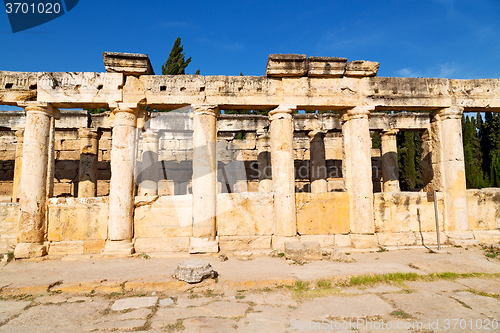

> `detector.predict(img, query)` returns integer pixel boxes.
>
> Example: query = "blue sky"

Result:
[1,0,499,79]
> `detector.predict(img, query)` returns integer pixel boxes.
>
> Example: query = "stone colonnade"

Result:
[12,100,471,257]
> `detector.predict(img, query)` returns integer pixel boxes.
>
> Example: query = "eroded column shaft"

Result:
[342,106,375,234]
[381,129,400,192]
[270,105,297,236]
[431,107,469,231]
[421,129,433,191]
[107,105,138,243]
[15,102,57,258]
[309,130,328,193]
[78,128,99,198]
[191,104,219,239]
[138,130,159,196]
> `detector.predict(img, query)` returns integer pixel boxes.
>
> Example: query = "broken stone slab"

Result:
[284,241,322,261]
[265,54,307,77]
[307,57,347,78]
[330,248,355,263]
[103,52,155,76]
[111,297,158,311]
[344,60,380,77]
[172,259,217,283]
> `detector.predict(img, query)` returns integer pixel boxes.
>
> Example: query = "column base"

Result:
[14,242,47,259]
[101,240,135,256]
[189,237,219,254]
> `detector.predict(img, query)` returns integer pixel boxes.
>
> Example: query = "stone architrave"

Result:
[341,106,375,234]
[256,127,272,192]
[15,102,59,258]
[308,129,328,193]
[103,103,139,255]
[269,105,297,236]
[78,128,99,197]
[190,104,219,253]
[431,107,469,231]
[381,129,400,192]
[12,127,24,202]
[138,129,159,196]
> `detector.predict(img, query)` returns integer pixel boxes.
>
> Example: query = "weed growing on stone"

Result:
[288,280,310,292]
[377,247,388,253]
[390,310,411,319]
[165,319,184,332]
[141,253,150,260]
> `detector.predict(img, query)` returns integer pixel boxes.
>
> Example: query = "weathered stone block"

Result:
[414,232,448,246]
[467,189,500,230]
[299,235,335,248]
[189,237,219,253]
[0,202,19,253]
[271,236,299,251]
[47,197,108,241]
[217,192,273,236]
[472,230,500,244]
[296,192,349,235]
[83,240,106,254]
[350,234,378,249]
[302,241,322,260]
[134,237,190,253]
[308,57,347,78]
[219,236,271,251]
[344,60,380,77]
[284,242,305,260]
[376,232,416,246]
[134,195,193,238]
[48,241,84,255]
[103,52,154,76]
[172,259,216,283]
[0,71,37,105]
[334,234,352,247]
[266,54,307,77]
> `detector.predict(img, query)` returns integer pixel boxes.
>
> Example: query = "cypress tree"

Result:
[398,131,417,190]
[162,37,193,75]
[462,114,486,188]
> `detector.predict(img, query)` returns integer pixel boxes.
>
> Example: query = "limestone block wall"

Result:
[0,132,16,200]
[0,202,19,253]
[467,189,500,230]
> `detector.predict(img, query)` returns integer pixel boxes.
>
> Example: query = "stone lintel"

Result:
[0,71,37,105]
[103,52,155,76]
[308,57,347,78]
[266,54,307,77]
[344,60,380,77]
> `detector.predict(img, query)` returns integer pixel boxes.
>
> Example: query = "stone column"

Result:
[78,128,99,198]
[103,103,139,255]
[269,105,297,237]
[341,106,375,234]
[431,107,469,231]
[256,127,272,192]
[138,130,159,196]
[12,127,24,202]
[15,102,58,258]
[308,130,328,193]
[46,117,55,199]
[190,104,219,253]
[380,129,400,192]
[421,129,433,191]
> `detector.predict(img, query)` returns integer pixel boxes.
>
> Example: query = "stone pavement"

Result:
[0,246,499,332]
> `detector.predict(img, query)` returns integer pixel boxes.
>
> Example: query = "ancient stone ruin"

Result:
[0,52,499,258]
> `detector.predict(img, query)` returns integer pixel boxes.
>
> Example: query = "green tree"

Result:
[462,114,486,188]
[397,131,422,190]
[162,37,198,75]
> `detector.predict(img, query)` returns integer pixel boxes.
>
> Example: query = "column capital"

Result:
[142,129,159,142]
[109,102,141,114]
[381,129,399,139]
[341,106,374,122]
[191,104,220,118]
[17,102,60,119]
[433,106,464,121]
[269,104,296,121]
